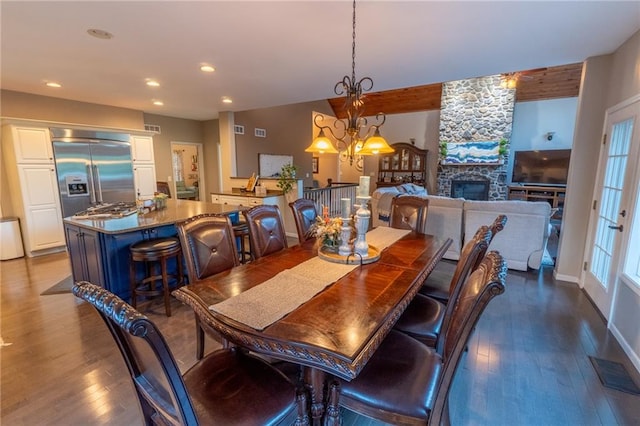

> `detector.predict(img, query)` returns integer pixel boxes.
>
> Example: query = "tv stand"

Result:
[508,185,566,209]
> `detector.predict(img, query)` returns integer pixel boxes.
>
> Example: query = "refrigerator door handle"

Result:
[86,164,97,204]
[93,164,103,204]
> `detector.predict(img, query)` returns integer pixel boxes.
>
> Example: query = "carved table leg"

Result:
[303,367,326,426]
[324,381,341,426]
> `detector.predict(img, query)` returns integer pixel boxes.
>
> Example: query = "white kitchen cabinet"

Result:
[133,163,157,199]
[130,135,157,198]
[11,127,54,163]
[212,193,296,236]
[130,135,155,163]
[211,194,220,203]
[2,125,66,256]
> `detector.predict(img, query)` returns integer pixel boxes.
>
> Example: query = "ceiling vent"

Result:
[234,125,245,135]
[255,128,267,138]
[144,124,161,134]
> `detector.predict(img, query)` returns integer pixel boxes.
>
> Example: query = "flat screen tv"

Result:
[511,149,571,186]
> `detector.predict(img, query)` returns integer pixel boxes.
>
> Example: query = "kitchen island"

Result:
[63,198,245,300]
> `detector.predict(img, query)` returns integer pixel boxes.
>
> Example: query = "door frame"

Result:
[581,94,640,322]
[170,141,204,201]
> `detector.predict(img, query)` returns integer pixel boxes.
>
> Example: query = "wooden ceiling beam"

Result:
[327,63,583,118]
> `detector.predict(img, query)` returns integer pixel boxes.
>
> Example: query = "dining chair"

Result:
[389,195,429,233]
[176,213,239,359]
[156,181,171,198]
[72,281,309,426]
[336,251,507,426]
[420,214,507,303]
[289,198,319,244]
[393,225,492,348]
[243,204,288,259]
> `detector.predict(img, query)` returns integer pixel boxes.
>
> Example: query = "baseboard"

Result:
[610,323,640,376]
[553,270,580,284]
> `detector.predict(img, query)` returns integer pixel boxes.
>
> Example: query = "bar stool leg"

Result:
[130,255,137,308]
[161,257,172,317]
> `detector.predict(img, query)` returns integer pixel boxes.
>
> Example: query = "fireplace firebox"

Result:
[451,180,489,200]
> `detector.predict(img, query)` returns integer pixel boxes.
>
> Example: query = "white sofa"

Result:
[371,184,551,271]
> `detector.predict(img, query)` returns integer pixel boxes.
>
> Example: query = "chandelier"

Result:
[305,0,393,170]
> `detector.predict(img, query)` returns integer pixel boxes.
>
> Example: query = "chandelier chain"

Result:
[351,0,356,84]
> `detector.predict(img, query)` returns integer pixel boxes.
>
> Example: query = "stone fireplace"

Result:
[437,75,515,201]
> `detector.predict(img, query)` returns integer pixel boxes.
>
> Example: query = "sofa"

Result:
[371,183,551,271]
[176,180,198,200]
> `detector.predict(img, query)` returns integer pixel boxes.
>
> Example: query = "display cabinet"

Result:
[376,143,428,188]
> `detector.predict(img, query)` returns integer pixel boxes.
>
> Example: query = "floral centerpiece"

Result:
[310,215,346,251]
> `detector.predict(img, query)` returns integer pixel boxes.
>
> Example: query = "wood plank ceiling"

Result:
[328,62,583,119]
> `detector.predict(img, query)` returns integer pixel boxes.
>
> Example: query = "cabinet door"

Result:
[130,135,155,163]
[19,165,65,250]
[81,229,104,286]
[64,225,85,282]
[12,127,53,163]
[133,164,157,198]
[211,194,220,203]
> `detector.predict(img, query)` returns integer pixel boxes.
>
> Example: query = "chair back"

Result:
[429,251,506,425]
[176,214,239,282]
[389,196,429,233]
[289,198,319,244]
[435,225,492,354]
[72,281,198,425]
[243,204,288,259]
[156,181,171,198]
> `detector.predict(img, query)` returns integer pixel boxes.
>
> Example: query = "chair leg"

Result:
[294,390,310,426]
[195,314,205,360]
[324,381,341,426]
[161,258,172,317]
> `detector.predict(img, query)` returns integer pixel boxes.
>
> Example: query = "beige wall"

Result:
[1,89,144,129]
[233,100,334,188]
[142,113,204,190]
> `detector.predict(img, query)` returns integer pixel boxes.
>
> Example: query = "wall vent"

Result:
[255,128,267,138]
[234,125,245,135]
[144,124,161,134]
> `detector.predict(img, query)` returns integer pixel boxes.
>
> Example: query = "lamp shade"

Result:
[305,128,339,154]
[358,129,394,155]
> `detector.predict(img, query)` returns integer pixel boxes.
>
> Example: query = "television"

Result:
[511,149,571,186]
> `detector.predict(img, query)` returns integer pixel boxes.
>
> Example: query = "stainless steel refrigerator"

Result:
[51,128,136,217]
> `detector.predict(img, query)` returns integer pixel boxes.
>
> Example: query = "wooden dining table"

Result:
[173,230,452,425]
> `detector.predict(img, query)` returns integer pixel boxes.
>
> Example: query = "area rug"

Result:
[40,275,74,295]
[589,356,640,395]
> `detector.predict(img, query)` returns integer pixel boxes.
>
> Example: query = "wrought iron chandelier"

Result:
[305,0,393,170]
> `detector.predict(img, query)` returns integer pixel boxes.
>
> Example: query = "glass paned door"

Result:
[590,118,632,287]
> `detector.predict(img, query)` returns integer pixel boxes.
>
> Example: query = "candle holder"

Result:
[338,218,353,256]
[354,196,371,257]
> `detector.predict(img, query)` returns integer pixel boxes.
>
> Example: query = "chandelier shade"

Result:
[305,0,393,170]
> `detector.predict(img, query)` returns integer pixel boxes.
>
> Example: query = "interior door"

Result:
[583,96,640,320]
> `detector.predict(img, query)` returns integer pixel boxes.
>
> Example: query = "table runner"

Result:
[210,227,410,330]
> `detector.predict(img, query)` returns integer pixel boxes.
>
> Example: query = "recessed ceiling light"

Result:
[152,100,164,106]
[200,64,215,73]
[45,82,62,88]
[87,29,114,40]
[146,79,160,87]
[221,96,233,104]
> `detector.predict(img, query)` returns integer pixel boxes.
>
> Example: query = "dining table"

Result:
[173,227,452,425]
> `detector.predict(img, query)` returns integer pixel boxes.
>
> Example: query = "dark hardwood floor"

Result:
[2,251,639,425]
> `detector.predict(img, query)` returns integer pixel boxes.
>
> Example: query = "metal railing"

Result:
[302,183,358,217]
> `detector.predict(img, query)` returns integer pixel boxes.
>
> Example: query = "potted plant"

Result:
[498,138,508,158]
[276,163,298,196]
[439,141,448,163]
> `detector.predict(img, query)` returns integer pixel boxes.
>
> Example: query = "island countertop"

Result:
[63,199,245,234]
[211,189,284,198]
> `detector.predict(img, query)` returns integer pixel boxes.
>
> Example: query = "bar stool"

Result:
[232,221,252,264]
[129,237,183,316]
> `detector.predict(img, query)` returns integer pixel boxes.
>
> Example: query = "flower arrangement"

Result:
[311,216,344,250]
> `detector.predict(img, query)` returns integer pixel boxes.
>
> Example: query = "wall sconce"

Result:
[545,132,555,141]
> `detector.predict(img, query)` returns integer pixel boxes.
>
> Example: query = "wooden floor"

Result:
[2,251,640,425]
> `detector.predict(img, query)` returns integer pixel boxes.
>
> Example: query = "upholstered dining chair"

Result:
[336,251,507,426]
[389,195,429,234]
[176,213,239,359]
[72,281,308,426]
[420,214,507,304]
[393,225,492,348]
[243,204,288,260]
[156,181,171,198]
[289,198,319,244]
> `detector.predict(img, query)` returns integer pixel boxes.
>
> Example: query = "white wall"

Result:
[508,98,578,184]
